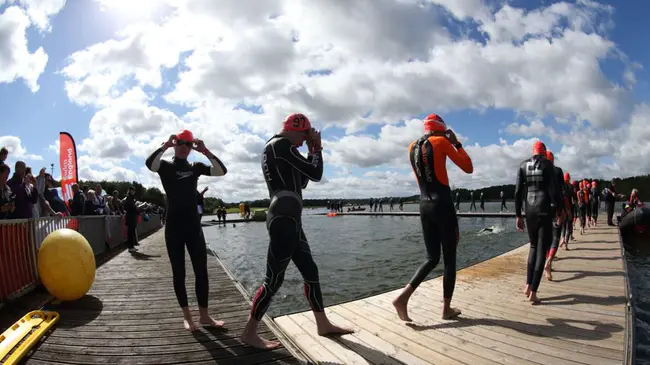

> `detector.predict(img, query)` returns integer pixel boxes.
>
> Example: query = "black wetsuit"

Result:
[407,134,472,299]
[514,154,559,293]
[590,187,600,223]
[145,146,227,308]
[251,135,324,321]
[605,184,617,225]
[470,193,477,211]
[561,182,574,243]
[550,166,565,251]
[500,193,508,211]
[480,194,485,211]
[455,193,460,211]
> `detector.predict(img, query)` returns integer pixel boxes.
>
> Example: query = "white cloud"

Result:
[58,0,646,200]
[0,6,47,91]
[0,135,44,162]
[16,0,66,31]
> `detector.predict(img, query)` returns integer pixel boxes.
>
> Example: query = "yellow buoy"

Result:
[37,228,96,301]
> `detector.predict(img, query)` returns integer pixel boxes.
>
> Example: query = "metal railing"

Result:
[0,214,162,303]
[618,229,637,365]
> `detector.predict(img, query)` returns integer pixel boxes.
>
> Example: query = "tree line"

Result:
[68,174,649,212]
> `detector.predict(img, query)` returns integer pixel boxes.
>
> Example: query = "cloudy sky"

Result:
[1,0,649,201]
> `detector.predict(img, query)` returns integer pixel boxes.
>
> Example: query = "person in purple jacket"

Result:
[6,161,38,219]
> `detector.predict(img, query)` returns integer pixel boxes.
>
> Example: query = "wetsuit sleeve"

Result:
[514,163,525,217]
[300,155,315,189]
[145,146,170,174]
[441,139,473,173]
[195,153,227,176]
[278,142,323,182]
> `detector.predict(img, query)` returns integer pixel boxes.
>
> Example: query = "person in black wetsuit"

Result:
[455,191,461,211]
[500,190,508,212]
[469,191,477,212]
[145,130,227,332]
[480,192,485,212]
[392,114,473,322]
[605,179,618,226]
[559,173,574,250]
[514,141,562,303]
[543,150,565,281]
[242,113,352,350]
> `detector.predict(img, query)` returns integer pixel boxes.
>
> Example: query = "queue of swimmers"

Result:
[142,112,639,352]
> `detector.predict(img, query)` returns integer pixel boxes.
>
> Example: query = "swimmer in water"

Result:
[514,141,562,303]
[145,130,228,332]
[543,150,565,281]
[393,114,473,321]
[242,113,352,349]
[479,227,495,233]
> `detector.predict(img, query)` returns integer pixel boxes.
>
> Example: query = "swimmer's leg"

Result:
[440,219,461,319]
[394,204,442,321]
[186,229,224,328]
[293,229,353,336]
[242,216,297,350]
[165,228,198,332]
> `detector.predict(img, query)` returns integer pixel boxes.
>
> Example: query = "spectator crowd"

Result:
[0,147,164,221]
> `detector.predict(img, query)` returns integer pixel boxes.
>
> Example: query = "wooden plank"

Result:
[273,224,627,365]
[20,229,303,365]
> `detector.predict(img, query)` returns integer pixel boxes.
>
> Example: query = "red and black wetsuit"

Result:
[549,165,565,253]
[250,135,324,321]
[407,133,473,299]
[145,146,227,309]
[514,154,560,294]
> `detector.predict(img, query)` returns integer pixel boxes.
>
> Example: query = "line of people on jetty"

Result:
[141,112,643,352]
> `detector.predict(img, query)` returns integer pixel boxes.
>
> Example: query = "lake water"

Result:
[204,201,535,317]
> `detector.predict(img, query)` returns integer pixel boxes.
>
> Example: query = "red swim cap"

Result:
[591,181,597,187]
[282,113,311,132]
[564,172,570,182]
[423,114,447,132]
[545,150,554,162]
[532,141,546,155]
[176,130,194,142]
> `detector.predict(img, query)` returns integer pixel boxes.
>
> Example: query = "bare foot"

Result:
[240,332,281,350]
[199,316,225,328]
[392,298,412,322]
[442,307,461,320]
[544,266,552,281]
[524,284,531,297]
[317,322,354,337]
[184,318,199,332]
[528,293,541,304]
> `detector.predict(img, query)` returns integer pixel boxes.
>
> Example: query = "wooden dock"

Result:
[20,230,307,365]
[274,224,629,365]
[321,211,518,218]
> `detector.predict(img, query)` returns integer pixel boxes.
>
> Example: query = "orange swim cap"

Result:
[177,130,194,142]
[564,172,570,182]
[532,141,546,155]
[282,113,311,132]
[545,150,554,162]
[423,114,447,132]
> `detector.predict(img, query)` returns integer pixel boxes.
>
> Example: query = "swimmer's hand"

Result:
[163,134,177,149]
[309,128,322,152]
[516,216,525,232]
[193,139,208,154]
[445,130,459,145]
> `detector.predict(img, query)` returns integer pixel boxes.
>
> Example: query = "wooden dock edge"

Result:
[617,229,637,365]
[205,243,315,365]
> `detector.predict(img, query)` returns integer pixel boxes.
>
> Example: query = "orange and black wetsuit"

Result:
[407,133,473,298]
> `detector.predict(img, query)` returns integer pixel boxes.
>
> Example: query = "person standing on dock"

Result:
[378,198,384,212]
[480,191,485,212]
[369,197,374,211]
[243,113,352,350]
[393,113,473,322]
[145,130,228,332]
[604,179,618,226]
[469,191,477,212]
[559,173,574,250]
[455,191,460,211]
[389,197,394,211]
[500,190,508,212]
[399,198,404,211]
[514,141,562,303]
[542,150,565,281]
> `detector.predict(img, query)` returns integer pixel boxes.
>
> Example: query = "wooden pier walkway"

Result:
[274,224,629,365]
[21,230,307,365]
[320,211,518,218]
